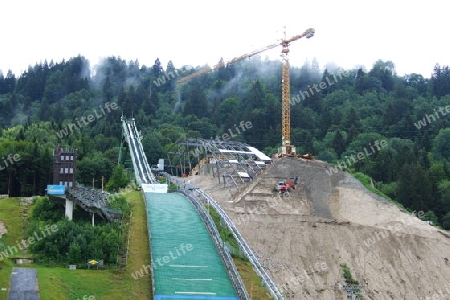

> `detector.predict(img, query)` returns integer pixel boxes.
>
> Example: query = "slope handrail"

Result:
[196,189,283,299]
[178,189,250,300]
[158,171,283,299]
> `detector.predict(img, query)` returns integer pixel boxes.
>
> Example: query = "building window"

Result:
[60,168,64,173]
[69,182,73,187]
[59,181,63,185]
[69,168,73,174]
[70,156,74,160]
[61,156,65,161]
[66,156,70,161]
[65,168,69,173]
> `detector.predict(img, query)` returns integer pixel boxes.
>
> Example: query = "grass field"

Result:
[234,259,273,299]
[0,189,271,299]
[0,191,152,300]
[0,197,24,300]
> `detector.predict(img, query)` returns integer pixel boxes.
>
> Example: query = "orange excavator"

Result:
[277,175,299,195]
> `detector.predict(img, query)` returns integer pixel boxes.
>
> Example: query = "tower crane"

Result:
[177,27,315,156]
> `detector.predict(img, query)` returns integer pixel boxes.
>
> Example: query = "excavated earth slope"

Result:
[188,157,450,300]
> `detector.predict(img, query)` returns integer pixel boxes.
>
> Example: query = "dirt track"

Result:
[188,157,450,300]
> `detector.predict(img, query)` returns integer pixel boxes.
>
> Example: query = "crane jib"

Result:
[177,27,315,157]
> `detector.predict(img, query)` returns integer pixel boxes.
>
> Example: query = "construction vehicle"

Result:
[277,175,299,196]
[177,27,315,157]
[299,153,315,160]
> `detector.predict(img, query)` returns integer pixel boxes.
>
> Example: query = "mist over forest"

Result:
[1,54,450,228]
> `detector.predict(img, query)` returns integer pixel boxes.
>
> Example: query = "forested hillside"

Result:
[1,55,450,228]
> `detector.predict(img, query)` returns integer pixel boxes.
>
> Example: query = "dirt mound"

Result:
[188,157,450,299]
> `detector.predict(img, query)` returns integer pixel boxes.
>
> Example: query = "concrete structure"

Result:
[65,198,74,221]
[8,267,40,300]
[47,147,121,222]
[53,146,77,220]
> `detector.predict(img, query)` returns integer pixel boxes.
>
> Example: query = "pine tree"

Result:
[106,164,129,192]
[332,130,346,157]
[183,87,208,118]
[343,107,361,132]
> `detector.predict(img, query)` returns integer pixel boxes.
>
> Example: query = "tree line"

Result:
[1,55,450,228]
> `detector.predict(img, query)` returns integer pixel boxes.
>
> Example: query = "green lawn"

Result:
[234,259,273,299]
[0,191,152,300]
[0,197,27,256]
[0,190,271,299]
[0,197,25,300]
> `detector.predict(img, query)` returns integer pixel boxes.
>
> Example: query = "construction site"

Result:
[4,26,450,300]
[144,28,450,300]
[121,26,450,299]
[185,154,450,299]
[112,110,450,300]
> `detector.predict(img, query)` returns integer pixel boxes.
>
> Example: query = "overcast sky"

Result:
[1,0,447,78]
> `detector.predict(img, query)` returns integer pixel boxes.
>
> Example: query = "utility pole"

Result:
[7,171,11,197]
[93,177,102,189]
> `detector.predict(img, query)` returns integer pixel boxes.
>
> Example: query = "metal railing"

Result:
[231,160,276,203]
[122,120,279,299]
[159,171,283,300]
[178,189,250,300]
[195,188,283,299]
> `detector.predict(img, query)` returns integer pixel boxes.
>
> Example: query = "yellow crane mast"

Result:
[177,27,315,156]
